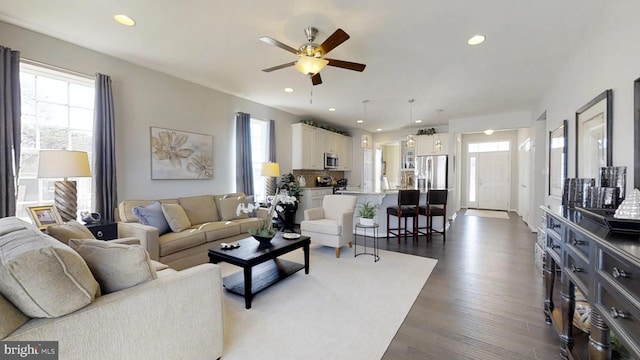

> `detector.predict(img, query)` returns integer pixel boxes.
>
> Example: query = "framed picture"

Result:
[549,120,568,197]
[28,205,63,230]
[575,89,612,179]
[150,127,213,180]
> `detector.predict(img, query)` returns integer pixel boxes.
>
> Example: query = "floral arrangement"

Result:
[278,173,301,201]
[236,189,297,237]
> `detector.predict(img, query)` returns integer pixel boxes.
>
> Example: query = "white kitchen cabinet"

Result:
[292,123,323,170]
[292,123,353,170]
[340,136,352,171]
[415,133,448,155]
[295,187,334,224]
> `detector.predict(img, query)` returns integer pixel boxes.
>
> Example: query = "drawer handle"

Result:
[612,267,630,279]
[551,244,560,250]
[550,223,561,230]
[571,265,583,273]
[571,239,584,246]
[610,307,630,319]
[97,230,104,238]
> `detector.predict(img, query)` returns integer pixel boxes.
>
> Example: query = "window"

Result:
[16,63,95,220]
[250,118,270,201]
[468,141,510,153]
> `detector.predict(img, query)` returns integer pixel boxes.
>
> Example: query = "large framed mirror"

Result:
[549,120,568,197]
[575,89,612,179]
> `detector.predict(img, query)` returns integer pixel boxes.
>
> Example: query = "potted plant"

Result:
[277,173,301,231]
[356,202,377,226]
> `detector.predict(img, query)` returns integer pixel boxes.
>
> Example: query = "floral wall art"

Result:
[150,127,213,180]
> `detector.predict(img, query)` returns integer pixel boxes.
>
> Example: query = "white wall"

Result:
[534,1,640,207]
[0,21,300,202]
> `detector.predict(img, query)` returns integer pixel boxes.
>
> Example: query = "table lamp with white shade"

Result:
[261,162,280,197]
[37,150,92,222]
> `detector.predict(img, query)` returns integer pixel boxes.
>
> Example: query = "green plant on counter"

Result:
[356,202,377,219]
[416,128,436,136]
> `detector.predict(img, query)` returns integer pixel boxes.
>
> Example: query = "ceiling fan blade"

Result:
[262,61,296,72]
[326,58,366,72]
[318,28,350,56]
[259,36,299,55]
[311,73,322,86]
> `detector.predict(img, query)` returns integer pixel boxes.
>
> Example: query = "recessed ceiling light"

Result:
[468,35,486,46]
[284,87,294,93]
[114,14,136,26]
[414,119,423,124]
[356,119,364,124]
[328,108,336,112]
[484,129,494,135]
[376,128,382,132]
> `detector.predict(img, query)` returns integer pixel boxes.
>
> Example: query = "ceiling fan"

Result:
[260,27,366,86]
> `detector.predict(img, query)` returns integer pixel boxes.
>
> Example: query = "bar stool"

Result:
[418,189,448,242]
[386,189,420,243]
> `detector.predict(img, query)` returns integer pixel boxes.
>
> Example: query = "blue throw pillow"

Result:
[132,201,170,235]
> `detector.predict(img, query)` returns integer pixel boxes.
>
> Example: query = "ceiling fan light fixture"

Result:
[295,56,329,75]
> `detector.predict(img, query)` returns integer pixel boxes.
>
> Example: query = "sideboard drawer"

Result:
[547,232,562,262]
[599,249,640,301]
[547,215,562,237]
[596,282,640,346]
[566,251,590,293]
[566,228,591,260]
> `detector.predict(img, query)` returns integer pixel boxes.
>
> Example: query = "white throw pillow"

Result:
[69,239,157,294]
[161,203,192,232]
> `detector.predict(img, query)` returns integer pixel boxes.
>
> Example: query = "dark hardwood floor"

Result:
[378,210,562,360]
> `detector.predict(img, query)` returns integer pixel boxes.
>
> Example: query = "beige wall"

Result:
[0,21,299,202]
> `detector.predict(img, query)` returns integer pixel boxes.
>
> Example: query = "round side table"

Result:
[354,223,380,262]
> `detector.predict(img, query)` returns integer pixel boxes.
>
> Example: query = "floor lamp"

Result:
[261,162,280,198]
[38,150,92,222]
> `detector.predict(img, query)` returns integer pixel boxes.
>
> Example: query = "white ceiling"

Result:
[0,0,608,133]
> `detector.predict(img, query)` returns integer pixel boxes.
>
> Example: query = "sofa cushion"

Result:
[46,220,96,245]
[191,222,241,242]
[178,195,220,224]
[69,239,157,294]
[219,196,249,221]
[158,229,206,257]
[214,193,244,218]
[0,217,99,318]
[118,199,179,223]
[300,219,342,235]
[0,293,29,339]
[162,204,192,232]
[232,218,266,234]
[132,201,171,235]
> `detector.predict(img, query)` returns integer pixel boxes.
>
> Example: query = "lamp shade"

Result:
[261,162,280,177]
[38,150,91,178]
[295,56,329,75]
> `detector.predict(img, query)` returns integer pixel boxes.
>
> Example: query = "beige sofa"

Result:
[0,217,223,360]
[117,193,268,270]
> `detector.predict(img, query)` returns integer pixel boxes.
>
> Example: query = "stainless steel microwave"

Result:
[324,153,339,169]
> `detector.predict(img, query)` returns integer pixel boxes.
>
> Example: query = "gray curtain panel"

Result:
[268,120,276,162]
[93,73,118,222]
[236,112,254,195]
[0,46,21,218]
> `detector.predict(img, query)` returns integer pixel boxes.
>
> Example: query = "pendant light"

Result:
[406,99,416,147]
[360,100,370,148]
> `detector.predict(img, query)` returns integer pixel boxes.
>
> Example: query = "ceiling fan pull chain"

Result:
[310,90,313,104]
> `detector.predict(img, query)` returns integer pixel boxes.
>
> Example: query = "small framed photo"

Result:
[28,205,63,230]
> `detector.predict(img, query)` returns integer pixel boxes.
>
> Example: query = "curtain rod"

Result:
[20,58,94,80]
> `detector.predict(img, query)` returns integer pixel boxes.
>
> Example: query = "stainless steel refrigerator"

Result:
[415,155,448,190]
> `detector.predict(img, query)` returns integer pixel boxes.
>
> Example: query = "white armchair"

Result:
[300,195,357,258]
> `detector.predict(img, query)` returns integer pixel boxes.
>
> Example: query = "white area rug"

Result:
[465,209,510,219]
[218,244,437,360]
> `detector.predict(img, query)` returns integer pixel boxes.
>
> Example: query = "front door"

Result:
[476,152,510,210]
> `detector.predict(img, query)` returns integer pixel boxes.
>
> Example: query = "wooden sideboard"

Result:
[540,206,640,359]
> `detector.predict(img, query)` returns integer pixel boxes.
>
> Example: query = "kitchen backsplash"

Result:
[292,170,345,187]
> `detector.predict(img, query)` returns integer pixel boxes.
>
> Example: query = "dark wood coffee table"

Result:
[208,234,310,309]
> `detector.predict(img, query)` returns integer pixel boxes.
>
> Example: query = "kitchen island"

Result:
[337,190,451,238]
